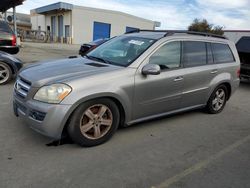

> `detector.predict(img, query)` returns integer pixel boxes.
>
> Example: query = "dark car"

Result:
[79,38,109,56]
[236,36,250,80]
[0,50,23,84]
[0,20,19,54]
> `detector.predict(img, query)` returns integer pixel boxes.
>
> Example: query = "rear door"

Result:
[180,41,218,108]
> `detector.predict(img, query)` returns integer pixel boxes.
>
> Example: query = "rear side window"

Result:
[183,41,207,67]
[211,43,235,63]
[0,21,12,33]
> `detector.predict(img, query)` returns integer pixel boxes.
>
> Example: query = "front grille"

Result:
[14,77,32,99]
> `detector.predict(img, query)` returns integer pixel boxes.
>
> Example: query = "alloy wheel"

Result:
[0,63,10,84]
[80,104,113,140]
[212,89,226,111]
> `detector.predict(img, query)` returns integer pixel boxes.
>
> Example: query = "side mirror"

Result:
[142,64,161,75]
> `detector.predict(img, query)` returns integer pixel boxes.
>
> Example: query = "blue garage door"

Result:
[51,16,56,37]
[126,26,139,33]
[58,15,64,37]
[93,22,111,41]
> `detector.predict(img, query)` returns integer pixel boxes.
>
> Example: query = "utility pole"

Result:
[13,6,17,37]
[4,11,7,22]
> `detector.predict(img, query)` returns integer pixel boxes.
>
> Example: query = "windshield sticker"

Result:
[128,40,145,46]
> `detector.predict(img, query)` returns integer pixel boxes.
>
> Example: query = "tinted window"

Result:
[183,41,207,67]
[149,41,181,69]
[0,21,12,33]
[212,43,235,63]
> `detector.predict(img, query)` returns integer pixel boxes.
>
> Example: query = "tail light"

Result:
[237,68,240,78]
[12,35,16,46]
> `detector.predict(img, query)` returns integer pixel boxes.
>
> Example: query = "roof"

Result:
[6,12,30,23]
[125,30,228,40]
[34,2,73,14]
[127,32,165,40]
[0,0,25,12]
[236,37,250,53]
[32,2,155,24]
[73,5,155,24]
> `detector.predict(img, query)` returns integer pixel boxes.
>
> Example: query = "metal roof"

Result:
[34,2,73,14]
[0,0,25,12]
[236,37,250,53]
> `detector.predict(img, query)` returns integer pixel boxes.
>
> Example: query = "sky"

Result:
[16,0,250,30]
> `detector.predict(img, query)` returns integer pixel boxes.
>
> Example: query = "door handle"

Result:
[174,76,183,82]
[210,69,218,74]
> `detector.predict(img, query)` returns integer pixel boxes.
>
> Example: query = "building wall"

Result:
[224,31,250,43]
[71,6,154,44]
[31,5,155,44]
[31,13,45,31]
[31,11,72,37]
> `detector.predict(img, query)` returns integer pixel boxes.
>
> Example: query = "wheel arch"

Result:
[207,81,232,103]
[61,95,128,138]
[0,60,15,75]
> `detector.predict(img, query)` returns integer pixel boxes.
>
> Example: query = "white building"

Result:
[31,2,159,44]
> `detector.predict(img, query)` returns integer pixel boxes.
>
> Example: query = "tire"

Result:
[206,85,228,114]
[67,98,120,147]
[0,62,12,85]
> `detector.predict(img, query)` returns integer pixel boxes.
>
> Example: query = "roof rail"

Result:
[125,29,227,39]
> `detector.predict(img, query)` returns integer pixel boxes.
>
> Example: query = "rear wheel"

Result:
[67,98,120,147]
[0,62,12,85]
[206,85,228,114]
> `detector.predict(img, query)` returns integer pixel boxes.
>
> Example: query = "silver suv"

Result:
[13,30,240,147]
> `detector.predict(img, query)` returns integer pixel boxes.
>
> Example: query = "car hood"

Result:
[19,57,123,87]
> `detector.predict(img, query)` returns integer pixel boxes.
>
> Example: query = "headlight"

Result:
[34,84,72,104]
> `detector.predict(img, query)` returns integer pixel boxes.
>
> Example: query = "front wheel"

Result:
[206,85,228,114]
[67,98,120,147]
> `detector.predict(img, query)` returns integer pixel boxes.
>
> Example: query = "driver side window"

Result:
[149,41,181,69]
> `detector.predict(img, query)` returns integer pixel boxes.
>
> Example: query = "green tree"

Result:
[188,18,224,35]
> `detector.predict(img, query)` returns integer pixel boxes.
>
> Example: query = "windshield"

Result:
[87,36,156,67]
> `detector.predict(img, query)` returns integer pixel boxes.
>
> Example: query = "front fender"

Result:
[59,91,132,136]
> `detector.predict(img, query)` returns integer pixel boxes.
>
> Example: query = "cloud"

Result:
[16,0,250,30]
[196,0,250,9]
[196,0,250,29]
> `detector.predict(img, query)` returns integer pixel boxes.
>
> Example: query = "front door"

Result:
[133,41,184,120]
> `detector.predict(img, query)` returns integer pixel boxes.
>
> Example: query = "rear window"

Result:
[0,21,12,33]
[212,43,235,63]
[183,41,207,67]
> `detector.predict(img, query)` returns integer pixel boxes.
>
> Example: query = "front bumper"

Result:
[13,96,72,139]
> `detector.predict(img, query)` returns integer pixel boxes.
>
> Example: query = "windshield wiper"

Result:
[85,55,111,64]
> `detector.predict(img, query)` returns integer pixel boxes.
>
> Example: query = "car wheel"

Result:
[0,62,12,85]
[206,85,228,114]
[67,98,120,147]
